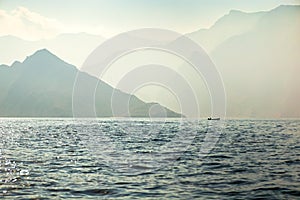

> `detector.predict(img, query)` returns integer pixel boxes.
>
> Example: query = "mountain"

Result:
[186,9,265,52]
[0,49,181,117]
[0,33,105,67]
[187,5,300,118]
[1,5,299,118]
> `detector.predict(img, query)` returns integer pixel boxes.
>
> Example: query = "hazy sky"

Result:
[1,0,299,39]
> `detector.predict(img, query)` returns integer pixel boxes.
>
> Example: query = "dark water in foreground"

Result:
[0,119,299,199]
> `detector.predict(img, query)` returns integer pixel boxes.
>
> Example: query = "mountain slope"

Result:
[184,5,300,118]
[186,10,265,52]
[0,49,181,117]
[210,5,300,117]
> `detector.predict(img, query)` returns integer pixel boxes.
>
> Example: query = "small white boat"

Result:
[208,117,220,120]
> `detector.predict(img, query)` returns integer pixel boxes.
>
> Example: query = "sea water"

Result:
[0,119,299,199]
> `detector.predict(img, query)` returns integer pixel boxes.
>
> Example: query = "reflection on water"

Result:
[0,119,299,199]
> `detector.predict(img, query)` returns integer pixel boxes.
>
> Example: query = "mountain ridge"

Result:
[209,5,300,118]
[0,49,182,118]
[0,33,105,66]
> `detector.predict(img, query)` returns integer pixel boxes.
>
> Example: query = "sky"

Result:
[0,0,300,39]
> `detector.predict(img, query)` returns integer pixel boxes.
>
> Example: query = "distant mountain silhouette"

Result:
[186,9,265,52]
[186,5,300,118]
[0,49,182,117]
[0,33,105,66]
[1,5,299,118]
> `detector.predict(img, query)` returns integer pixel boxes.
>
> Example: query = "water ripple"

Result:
[0,119,299,199]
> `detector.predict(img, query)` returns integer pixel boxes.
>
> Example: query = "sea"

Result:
[0,118,299,199]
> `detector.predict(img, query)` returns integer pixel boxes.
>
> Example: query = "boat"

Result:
[208,117,220,120]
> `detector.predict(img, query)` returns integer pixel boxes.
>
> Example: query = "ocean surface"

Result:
[0,118,299,199]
